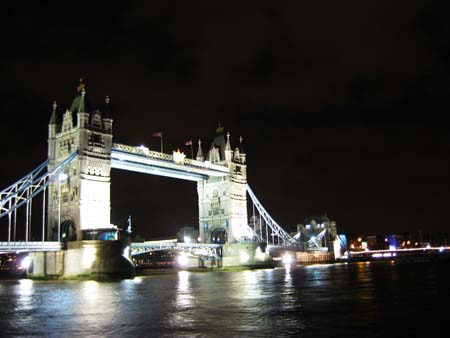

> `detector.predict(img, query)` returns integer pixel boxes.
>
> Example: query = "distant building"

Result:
[293,215,339,253]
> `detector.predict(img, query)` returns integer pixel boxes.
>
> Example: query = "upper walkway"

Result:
[0,241,62,253]
[111,143,230,181]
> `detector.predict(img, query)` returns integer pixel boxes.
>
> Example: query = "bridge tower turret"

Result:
[197,125,249,244]
[47,80,113,241]
[196,139,204,161]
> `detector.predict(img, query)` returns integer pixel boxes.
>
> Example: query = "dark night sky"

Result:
[1,1,450,239]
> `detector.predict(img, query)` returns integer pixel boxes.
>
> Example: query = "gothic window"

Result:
[89,133,103,146]
[91,112,102,128]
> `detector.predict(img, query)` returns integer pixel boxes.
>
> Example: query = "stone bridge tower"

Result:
[197,126,249,243]
[47,81,113,241]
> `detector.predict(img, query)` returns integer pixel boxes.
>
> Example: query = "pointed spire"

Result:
[103,95,112,119]
[224,132,233,163]
[239,136,245,153]
[225,132,231,151]
[196,139,204,161]
[49,101,58,124]
[216,121,224,134]
[78,88,86,113]
[77,78,85,93]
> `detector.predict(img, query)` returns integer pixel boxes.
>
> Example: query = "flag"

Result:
[152,131,162,138]
[185,140,192,146]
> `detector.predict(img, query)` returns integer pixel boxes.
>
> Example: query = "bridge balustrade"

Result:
[0,241,62,253]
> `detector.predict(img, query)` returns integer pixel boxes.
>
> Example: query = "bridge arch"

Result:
[211,228,227,244]
[61,219,77,242]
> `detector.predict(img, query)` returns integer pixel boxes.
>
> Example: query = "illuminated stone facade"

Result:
[197,131,249,243]
[47,87,113,241]
[47,85,249,245]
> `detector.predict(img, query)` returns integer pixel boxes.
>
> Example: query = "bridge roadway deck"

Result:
[111,143,229,181]
[0,241,62,253]
[131,239,223,257]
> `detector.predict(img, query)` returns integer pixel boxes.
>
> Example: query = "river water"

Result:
[0,261,448,337]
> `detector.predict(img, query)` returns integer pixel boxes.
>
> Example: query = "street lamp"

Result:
[58,172,68,242]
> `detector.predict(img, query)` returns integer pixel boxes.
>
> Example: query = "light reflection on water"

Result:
[0,262,448,337]
[169,270,196,331]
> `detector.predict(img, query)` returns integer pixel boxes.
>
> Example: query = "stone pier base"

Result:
[28,240,135,279]
[173,242,274,270]
[28,251,65,278]
[222,242,273,268]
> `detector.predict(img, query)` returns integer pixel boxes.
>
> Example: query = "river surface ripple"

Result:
[0,261,449,338]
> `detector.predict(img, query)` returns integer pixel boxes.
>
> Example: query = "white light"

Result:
[82,247,96,269]
[123,246,130,258]
[383,253,392,257]
[372,253,383,258]
[184,236,191,244]
[177,253,189,267]
[389,245,396,251]
[240,251,250,263]
[197,236,201,242]
[282,253,294,265]
[58,172,68,181]
[173,149,186,164]
[21,256,32,270]
[255,247,266,261]
[439,246,445,253]
[138,145,150,156]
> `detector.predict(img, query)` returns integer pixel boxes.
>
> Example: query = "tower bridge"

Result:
[0,82,341,278]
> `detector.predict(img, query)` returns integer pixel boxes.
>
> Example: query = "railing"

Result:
[0,241,62,252]
[112,143,229,174]
[131,240,222,257]
[113,143,173,161]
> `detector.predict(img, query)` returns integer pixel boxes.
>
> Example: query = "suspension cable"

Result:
[247,184,296,245]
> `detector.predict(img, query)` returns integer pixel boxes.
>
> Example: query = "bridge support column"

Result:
[27,240,134,279]
[221,242,274,268]
[63,240,134,279]
[197,169,249,244]
[28,251,65,278]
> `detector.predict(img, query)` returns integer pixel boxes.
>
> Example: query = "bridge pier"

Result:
[28,240,135,279]
[28,251,65,278]
[63,240,134,279]
[221,242,274,268]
